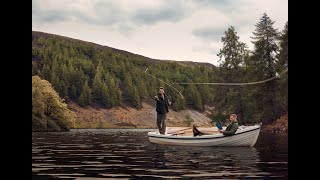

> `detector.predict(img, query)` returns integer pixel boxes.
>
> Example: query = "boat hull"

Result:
[148,125,261,147]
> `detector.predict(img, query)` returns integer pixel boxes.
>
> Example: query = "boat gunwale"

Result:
[148,126,261,140]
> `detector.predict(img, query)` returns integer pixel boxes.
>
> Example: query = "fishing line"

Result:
[172,69,288,86]
[144,68,184,99]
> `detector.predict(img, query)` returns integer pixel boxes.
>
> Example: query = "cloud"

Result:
[192,0,247,12]
[92,1,128,26]
[193,45,220,56]
[32,0,97,24]
[192,27,226,41]
[32,0,192,33]
[132,1,190,25]
[32,0,287,65]
[32,0,135,35]
[133,8,184,25]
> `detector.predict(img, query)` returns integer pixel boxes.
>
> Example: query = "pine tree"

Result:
[78,80,92,106]
[69,84,78,99]
[105,73,122,107]
[276,22,288,112]
[123,75,141,108]
[186,84,202,111]
[136,76,148,100]
[218,26,248,69]
[276,22,288,71]
[92,73,104,104]
[214,26,249,122]
[41,64,51,81]
[171,95,185,111]
[251,13,280,122]
[132,85,141,108]
[50,72,60,94]
[100,82,110,107]
[59,81,68,98]
[91,62,112,107]
[103,73,115,107]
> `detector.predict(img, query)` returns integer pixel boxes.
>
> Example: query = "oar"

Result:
[166,127,192,135]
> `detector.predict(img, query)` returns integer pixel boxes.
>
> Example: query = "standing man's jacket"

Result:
[223,121,239,136]
[155,93,169,114]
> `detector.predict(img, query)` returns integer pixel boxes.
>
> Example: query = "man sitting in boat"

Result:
[154,87,171,134]
[219,114,239,136]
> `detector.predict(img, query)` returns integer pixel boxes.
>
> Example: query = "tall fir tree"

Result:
[104,72,121,107]
[185,84,202,111]
[136,75,148,100]
[78,80,92,106]
[214,26,249,122]
[123,75,141,108]
[276,22,288,112]
[41,64,51,81]
[251,13,280,122]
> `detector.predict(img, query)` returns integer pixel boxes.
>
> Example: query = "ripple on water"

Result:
[32,130,287,179]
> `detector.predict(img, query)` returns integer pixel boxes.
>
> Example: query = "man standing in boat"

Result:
[219,114,239,136]
[154,87,171,134]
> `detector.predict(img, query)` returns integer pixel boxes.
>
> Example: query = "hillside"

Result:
[32,31,219,129]
[32,29,287,129]
[69,102,213,128]
[32,30,219,112]
[32,31,215,68]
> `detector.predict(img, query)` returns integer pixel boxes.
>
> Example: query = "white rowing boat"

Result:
[148,123,261,146]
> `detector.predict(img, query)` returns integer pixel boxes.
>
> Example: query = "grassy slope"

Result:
[68,102,214,128]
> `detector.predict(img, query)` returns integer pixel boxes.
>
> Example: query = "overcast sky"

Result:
[32,0,288,65]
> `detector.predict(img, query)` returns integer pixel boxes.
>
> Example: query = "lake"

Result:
[32,129,288,179]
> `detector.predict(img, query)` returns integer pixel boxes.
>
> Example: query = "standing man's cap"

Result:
[159,87,164,90]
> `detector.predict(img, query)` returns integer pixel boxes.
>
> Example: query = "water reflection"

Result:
[32,129,287,179]
[143,144,265,179]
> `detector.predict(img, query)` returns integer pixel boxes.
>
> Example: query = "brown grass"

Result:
[68,101,213,129]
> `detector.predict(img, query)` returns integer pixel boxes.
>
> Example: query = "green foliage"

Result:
[69,84,77,99]
[92,71,109,107]
[213,26,249,123]
[185,84,203,111]
[32,76,75,131]
[32,33,217,110]
[251,13,281,122]
[41,64,51,81]
[210,14,287,124]
[184,114,194,126]
[78,80,92,106]
[171,95,185,111]
[276,22,288,113]
[123,75,141,108]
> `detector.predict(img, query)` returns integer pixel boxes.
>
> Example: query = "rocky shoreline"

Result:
[262,113,288,133]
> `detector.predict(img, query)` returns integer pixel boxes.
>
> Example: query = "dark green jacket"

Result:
[155,93,169,114]
[223,121,239,136]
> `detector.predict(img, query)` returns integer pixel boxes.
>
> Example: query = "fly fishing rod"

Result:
[144,68,184,99]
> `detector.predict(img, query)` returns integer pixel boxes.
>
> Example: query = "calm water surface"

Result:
[32,129,288,179]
